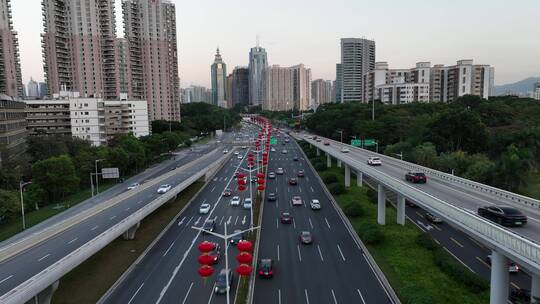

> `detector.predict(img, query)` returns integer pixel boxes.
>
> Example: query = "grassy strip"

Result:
[299,142,490,304]
[0,182,115,242]
[52,182,203,304]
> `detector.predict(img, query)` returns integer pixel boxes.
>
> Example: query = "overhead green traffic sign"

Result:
[270,137,277,145]
[351,139,361,147]
[363,139,376,147]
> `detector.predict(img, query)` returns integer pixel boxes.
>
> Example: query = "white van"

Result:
[243,198,252,209]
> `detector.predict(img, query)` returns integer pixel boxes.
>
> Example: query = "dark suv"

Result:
[202,219,216,233]
[405,172,427,183]
[478,205,527,227]
[258,259,274,278]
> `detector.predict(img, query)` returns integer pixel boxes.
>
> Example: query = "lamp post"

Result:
[192,224,260,304]
[95,159,104,195]
[337,130,343,143]
[19,181,32,230]
[393,152,403,161]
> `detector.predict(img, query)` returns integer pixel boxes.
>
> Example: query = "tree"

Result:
[119,135,146,172]
[107,147,129,176]
[493,145,533,191]
[32,155,80,202]
[413,143,437,167]
[0,189,20,222]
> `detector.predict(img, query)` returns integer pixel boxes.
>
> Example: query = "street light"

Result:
[192,224,260,304]
[19,181,32,230]
[392,152,403,161]
[337,130,343,143]
[94,159,105,195]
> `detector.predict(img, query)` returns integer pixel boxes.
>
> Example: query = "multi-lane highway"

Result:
[0,139,230,302]
[253,136,395,304]
[102,127,260,304]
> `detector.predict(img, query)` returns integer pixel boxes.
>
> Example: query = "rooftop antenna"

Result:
[256,35,260,47]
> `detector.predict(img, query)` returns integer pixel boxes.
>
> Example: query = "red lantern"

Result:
[198,265,214,277]
[248,154,254,158]
[236,264,253,276]
[257,179,265,185]
[237,173,246,179]
[257,185,265,191]
[237,240,253,252]
[198,254,215,265]
[198,241,215,253]
[236,252,253,264]
[238,179,246,185]
[238,185,246,191]
[263,161,268,165]
[256,173,265,179]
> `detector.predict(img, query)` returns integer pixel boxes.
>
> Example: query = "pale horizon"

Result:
[12,0,540,88]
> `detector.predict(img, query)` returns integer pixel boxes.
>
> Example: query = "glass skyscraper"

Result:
[248,44,268,106]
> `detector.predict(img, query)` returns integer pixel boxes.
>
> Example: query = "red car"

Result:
[323,141,330,146]
[297,170,305,177]
[222,189,232,197]
[280,212,292,224]
[405,172,427,184]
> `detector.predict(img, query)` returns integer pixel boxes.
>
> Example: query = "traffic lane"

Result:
[0,152,226,296]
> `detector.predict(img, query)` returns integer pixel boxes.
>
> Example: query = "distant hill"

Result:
[495,77,540,96]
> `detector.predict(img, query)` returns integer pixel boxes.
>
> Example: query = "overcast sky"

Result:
[12,0,540,88]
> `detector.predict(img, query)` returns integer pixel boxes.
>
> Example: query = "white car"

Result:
[281,149,287,154]
[223,149,229,154]
[243,198,253,209]
[340,147,350,153]
[230,196,241,206]
[234,151,239,155]
[127,182,140,190]
[291,196,303,206]
[271,147,276,152]
[310,199,321,210]
[199,203,211,214]
[367,157,382,166]
[157,184,172,194]
[237,154,243,160]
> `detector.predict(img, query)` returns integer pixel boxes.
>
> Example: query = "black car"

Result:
[209,243,221,264]
[293,156,299,161]
[478,205,527,227]
[268,172,276,179]
[230,229,244,245]
[425,212,443,224]
[258,259,274,278]
[267,193,277,201]
[405,172,427,183]
[299,231,313,244]
[214,269,233,294]
[202,219,216,233]
[289,178,298,185]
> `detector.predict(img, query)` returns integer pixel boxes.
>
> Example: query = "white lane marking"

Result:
[109,215,117,220]
[67,238,78,245]
[309,218,314,229]
[331,289,338,304]
[136,200,143,204]
[310,186,314,193]
[219,216,224,225]
[0,275,13,285]
[357,289,366,304]
[443,247,475,273]
[293,218,296,229]
[186,216,194,225]
[278,289,282,304]
[299,187,302,193]
[317,245,324,262]
[125,207,130,211]
[206,283,217,304]
[194,216,201,225]
[163,241,175,257]
[306,176,310,182]
[337,245,346,261]
[297,245,302,262]
[210,186,216,192]
[242,215,247,225]
[304,289,310,304]
[181,282,194,304]
[325,218,331,229]
[202,199,207,204]
[288,187,290,193]
[127,282,144,304]
[38,254,50,262]
[235,215,239,225]
[91,225,99,231]
[226,215,232,224]
[276,218,279,229]
[178,217,186,226]
[277,244,280,261]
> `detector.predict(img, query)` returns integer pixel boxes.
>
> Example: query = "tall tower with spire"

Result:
[211,48,227,107]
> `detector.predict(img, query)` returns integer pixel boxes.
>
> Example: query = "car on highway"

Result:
[199,203,211,214]
[222,189,232,197]
[367,157,382,166]
[268,172,276,179]
[251,177,258,183]
[478,205,527,227]
[310,199,321,210]
[291,195,303,206]
[230,196,241,206]
[230,229,244,245]
[237,154,243,160]
[323,141,330,146]
[202,219,216,233]
[285,138,290,143]
[241,146,247,149]
[209,243,221,264]
[276,168,284,175]
[293,156,299,161]
[243,198,252,209]
[282,149,287,154]
[406,200,419,208]
[157,184,172,194]
[271,147,276,152]
[258,259,274,278]
[299,231,313,244]
[127,182,140,190]
[486,255,520,273]
[316,138,322,142]
[267,193,276,201]
[289,178,298,185]
[425,212,442,223]
[223,149,229,154]
[405,172,427,183]
[340,147,350,153]
[214,269,233,294]
[297,170,305,177]
[234,151,239,155]
[280,212,292,224]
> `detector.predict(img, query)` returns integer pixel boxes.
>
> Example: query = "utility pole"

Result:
[372,99,375,121]
[95,159,104,195]
[19,181,32,230]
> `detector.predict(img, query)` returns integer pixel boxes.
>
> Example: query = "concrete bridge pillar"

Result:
[344,165,351,188]
[316,148,321,156]
[122,222,141,240]
[377,184,386,225]
[356,171,363,187]
[326,153,331,168]
[337,159,342,168]
[34,280,59,304]
[396,194,405,226]
[532,273,540,304]
[489,250,509,304]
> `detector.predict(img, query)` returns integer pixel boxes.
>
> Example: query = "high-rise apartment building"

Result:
[117,38,130,95]
[182,85,212,104]
[263,64,311,111]
[231,67,249,107]
[534,82,540,100]
[226,74,233,108]
[123,0,180,121]
[249,44,268,106]
[41,0,120,99]
[340,38,375,103]
[443,60,493,101]
[39,82,48,98]
[335,64,342,103]
[0,94,26,165]
[211,48,227,108]
[312,79,333,107]
[27,78,40,98]
[0,0,23,98]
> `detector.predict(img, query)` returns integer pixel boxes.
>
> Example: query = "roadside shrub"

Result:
[343,203,364,218]
[358,222,384,245]
[323,173,339,184]
[328,183,345,195]
[366,188,377,203]
[400,284,438,304]
[314,162,327,172]
[433,249,489,292]
[415,233,438,251]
